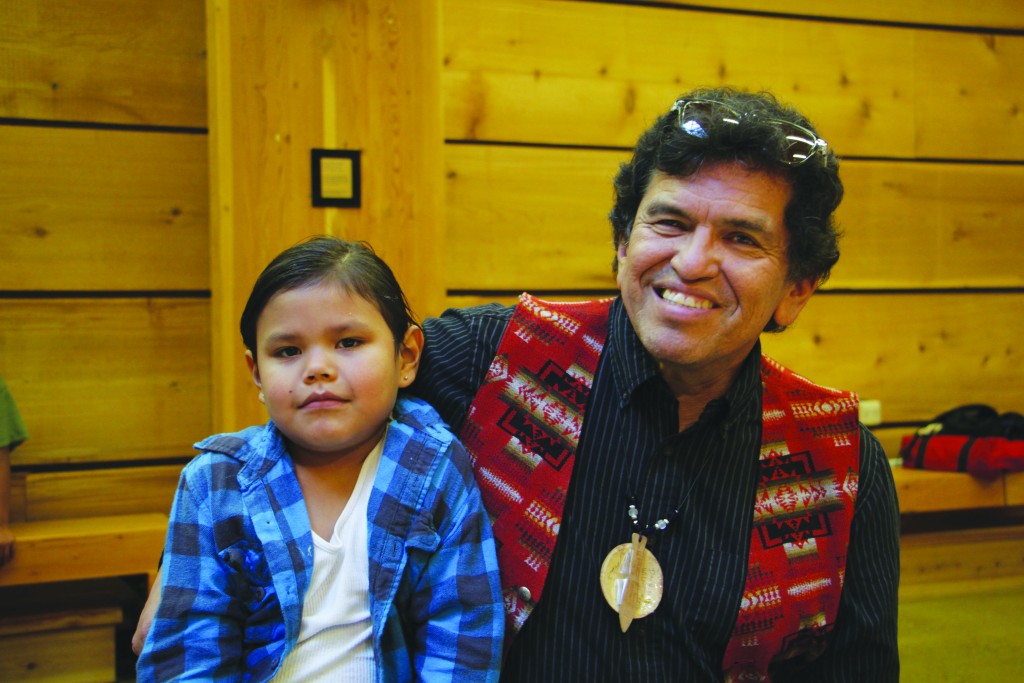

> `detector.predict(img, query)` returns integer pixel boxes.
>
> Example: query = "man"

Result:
[135,87,899,681]
[413,87,899,681]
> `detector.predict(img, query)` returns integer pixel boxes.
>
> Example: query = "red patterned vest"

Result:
[459,295,860,679]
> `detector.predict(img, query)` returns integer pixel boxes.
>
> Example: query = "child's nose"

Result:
[303,350,337,382]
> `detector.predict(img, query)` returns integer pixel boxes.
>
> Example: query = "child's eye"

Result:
[273,346,301,358]
[338,338,362,349]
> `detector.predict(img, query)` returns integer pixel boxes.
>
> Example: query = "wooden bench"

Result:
[1,467,176,682]
[0,513,168,587]
[0,605,125,682]
[895,465,1024,601]
[892,465,1009,513]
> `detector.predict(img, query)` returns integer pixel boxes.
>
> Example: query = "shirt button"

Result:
[517,586,532,602]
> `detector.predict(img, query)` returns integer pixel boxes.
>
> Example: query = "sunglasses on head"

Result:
[671,98,830,167]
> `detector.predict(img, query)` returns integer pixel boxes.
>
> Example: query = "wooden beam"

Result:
[206,0,446,433]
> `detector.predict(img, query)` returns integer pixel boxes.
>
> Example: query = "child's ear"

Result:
[397,325,424,388]
[245,350,265,403]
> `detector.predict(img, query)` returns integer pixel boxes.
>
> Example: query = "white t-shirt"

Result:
[272,437,384,682]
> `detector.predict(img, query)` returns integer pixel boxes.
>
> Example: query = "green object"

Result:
[0,375,28,451]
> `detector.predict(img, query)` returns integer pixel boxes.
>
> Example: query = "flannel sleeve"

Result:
[405,438,504,682]
[775,426,901,682]
[137,463,247,682]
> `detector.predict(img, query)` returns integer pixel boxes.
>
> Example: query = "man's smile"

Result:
[657,288,715,309]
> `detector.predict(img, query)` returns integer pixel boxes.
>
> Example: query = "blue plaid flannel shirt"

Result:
[137,395,503,682]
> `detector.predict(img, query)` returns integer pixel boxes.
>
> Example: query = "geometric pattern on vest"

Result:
[459,294,611,640]
[459,296,860,674]
[723,355,860,682]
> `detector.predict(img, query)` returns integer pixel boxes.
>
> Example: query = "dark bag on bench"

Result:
[900,404,1024,478]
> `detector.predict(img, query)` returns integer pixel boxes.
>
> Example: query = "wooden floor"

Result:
[899,576,1024,681]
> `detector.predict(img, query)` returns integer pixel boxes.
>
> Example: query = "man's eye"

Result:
[338,338,362,349]
[647,220,687,236]
[730,233,762,248]
[274,347,300,358]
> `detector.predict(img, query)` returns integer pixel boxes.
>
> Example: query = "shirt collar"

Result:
[607,296,763,427]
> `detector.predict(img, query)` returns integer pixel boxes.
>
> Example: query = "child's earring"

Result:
[258,391,265,403]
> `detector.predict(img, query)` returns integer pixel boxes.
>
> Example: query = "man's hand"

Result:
[0,526,13,566]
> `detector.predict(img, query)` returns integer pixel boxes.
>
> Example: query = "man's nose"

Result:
[671,228,721,280]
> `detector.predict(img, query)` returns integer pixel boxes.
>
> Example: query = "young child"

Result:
[137,236,503,682]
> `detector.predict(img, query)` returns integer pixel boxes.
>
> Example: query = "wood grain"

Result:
[442,0,1024,160]
[625,0,1024,30]
[445,145,1024,290]
[0,0,207,127]
[0,299,211,466]
[0,125,209,291]
[0,513,168,586]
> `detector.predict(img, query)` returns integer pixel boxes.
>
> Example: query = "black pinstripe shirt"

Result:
[415,298,900,682]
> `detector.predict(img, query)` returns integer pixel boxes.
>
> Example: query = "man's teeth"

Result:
[659,289,713,309]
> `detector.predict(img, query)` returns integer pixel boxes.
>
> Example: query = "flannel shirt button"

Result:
[517,586,532,602]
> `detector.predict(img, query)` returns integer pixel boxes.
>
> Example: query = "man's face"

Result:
[616,163,816,387]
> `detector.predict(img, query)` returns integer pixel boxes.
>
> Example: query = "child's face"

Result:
[245,281,422,464]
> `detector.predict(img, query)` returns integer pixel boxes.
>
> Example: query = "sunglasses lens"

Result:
[776,123,824,165]
[677,101,714,139]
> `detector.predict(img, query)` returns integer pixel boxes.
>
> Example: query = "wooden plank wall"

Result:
[0,0,208,518]
[0,0,1021,526]
[441,0,1024,457]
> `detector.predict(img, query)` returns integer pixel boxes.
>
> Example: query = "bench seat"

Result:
[0,513,167,587]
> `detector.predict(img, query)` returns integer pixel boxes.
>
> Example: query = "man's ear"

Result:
[773,276,819,329]
[397,325,424,388]
[245,350,264,402]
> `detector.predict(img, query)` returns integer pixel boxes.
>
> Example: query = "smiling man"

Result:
[414,87,900,681]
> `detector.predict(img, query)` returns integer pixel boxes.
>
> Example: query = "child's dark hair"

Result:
[240,236,417,353]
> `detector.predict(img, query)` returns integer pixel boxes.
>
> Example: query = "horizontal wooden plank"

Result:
[871,426,915,461]
[0,618,118,682]
[0,0,206,127]
[442,0,1024,160]
[636,0,1024,30]
[892,466,1006,513]
[0,299,211,466]
[0,607,122,637]
[445,144,621,291]
[22,465,183,522]
[445,145,1024,289]
[834,161,1024,287]
[442,292,1023,425]
[0,513,167,586]
[0,125,209,291]
[761,293,1022,423]
[900,524,1024,585]
[1007,473,1024,506]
